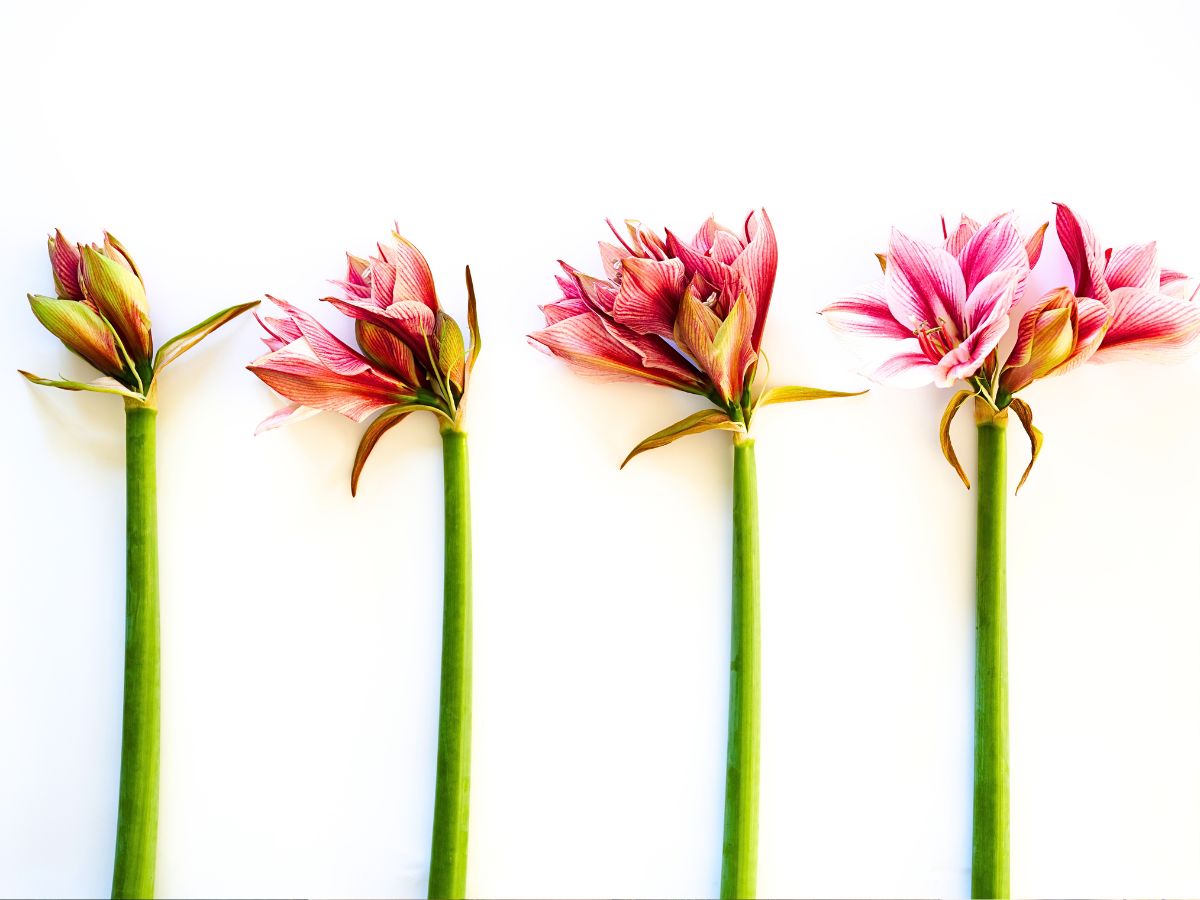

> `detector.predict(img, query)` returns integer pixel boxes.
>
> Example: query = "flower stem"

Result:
[971,406,1009,899]
[428,427,472,900]
[720,436,760,900]
[112,405,160,899]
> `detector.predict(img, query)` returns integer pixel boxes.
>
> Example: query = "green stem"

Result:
[112,405,160,899]
[971,408,1009,899]
[428,427,472,900]
[720,436,760,900]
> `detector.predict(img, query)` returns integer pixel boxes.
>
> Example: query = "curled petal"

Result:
[938,389,974,489]
[1009,398,1044,494]
[1025,222,1049,268]
[248,349,410,421]
[1054,203,1109,301]
[351,406,413,496]
[821,291,912,340]
[734,209,778,350]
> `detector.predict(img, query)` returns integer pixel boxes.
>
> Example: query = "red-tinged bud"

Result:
[79,243,152,366]
[48,230,84,301]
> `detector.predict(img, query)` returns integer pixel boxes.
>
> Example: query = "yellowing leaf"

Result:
[620,408,744,469]
[1009,397,1044,494]
[939,389,974,489]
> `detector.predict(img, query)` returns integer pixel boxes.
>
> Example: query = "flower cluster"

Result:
[248,229,479,493]
[23,231,258,405]
[823,205,1200,487]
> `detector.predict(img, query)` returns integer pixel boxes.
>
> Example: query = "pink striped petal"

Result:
[597,316,705,387]
[1059,297,1109,372]
[355,320,421,386]
[48,230,84,301]
[691,217,719,252]
[369,255,396,307]
[255,310,303,351]
[1160,268,1190,298]
[957,213,1028,297]
[884,228,967,339]
[541,297,589,326]
[821,291,912,340]
[1104,242,1161,291]
[1054,203,1109,301]
[611,257,686,337]
[248,350,409,421]
[733,209,779,350]
[665,228,732,290]
[1025,222,1049,268]
[963,267,1022,334]
[1092,287,1200,361]
[710,229,744,265]
[868,342,939,387]
[381,232,439,310]
[943,215,980,258]
[268,297,372,376]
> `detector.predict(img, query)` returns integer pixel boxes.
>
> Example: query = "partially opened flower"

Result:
[822,206,1200,899]
[21,230,259,898]
[247,228,479,899]
[533,211,864,900]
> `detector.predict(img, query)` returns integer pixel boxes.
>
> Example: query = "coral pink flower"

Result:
[248,229,480,494]
[530,211,776,406]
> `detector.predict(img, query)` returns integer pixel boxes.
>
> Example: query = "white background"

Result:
[2,0,1199,897]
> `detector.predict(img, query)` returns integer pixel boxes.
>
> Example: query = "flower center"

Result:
[915,319,953,360]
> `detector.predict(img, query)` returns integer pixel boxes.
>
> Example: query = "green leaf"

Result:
[18,370,146,401]
[153,300,261,373]
[939,389,974,489]
[465,265,481,374]
[1009,397,1044,494]
[620,409,744,469]
[351,406,414,497]
[756,384,867,407]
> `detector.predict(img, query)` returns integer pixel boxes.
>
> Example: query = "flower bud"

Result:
[1000,289,1078,395]
[79,241,153,366]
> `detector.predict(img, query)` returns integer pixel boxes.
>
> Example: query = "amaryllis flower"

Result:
[823,207,1200,491]
[248,228,480,495]
[247,229,481,897]
[20,229,259,898]
[532,211,859,464]
[822,212,1038,390]
[534,211,863,898]
[22,230,258,404]
[1055,202,1200,361]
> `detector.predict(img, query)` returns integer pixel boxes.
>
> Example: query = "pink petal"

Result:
[884,228,967,339]
[1025,222,1049,268]
[963,267,1022,334]
[248,350,409,421]
[1054,203,1109,301]
[957,213,1028,297]
[254,402,320,435]
[868,342,939,387]
[1104,242,1161,291]
[49,230,84,301]
[1160,268,1190,298]
[611,257,686,337]
[541,297,589,326]
[943,215,980,258]
[381,232,440,310]
[733,209,779,350]
[267,297,372,376]
[369,255,396,307]
[1092,287,1200,361]
[356,320,421,386]
[710,229,744,265]
[1058,297,1109,373]
[821,291,913,340]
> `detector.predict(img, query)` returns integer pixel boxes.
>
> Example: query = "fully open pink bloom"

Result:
[1055,203,1200,361]
[530,210,775,404]
[822,213,1033,388]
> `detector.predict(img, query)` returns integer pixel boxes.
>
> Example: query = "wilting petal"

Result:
[79,245,152,364]
[611,257,686,337]
[884,228,967,339]
[48,230,84,301]
[1104,242,1161,291]
[1054,203,1109,302]
[1092,287,1200,361]
[956,213,1028,297]
[529,311,703,390]
[620,409,744,469]
[248,349,410,421]
[733,209,778,350]
[28,294,129,378]
[255,402,320,435]
[350,406,413,496]
[381,232,439,310]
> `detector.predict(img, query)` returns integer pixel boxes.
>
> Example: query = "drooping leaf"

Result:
[351,406,413,497]
[620,408,744,469]
[1009,397,1044,494]
[18,370,146,401]
[465,266,481,374]
[756,385,867,407]
[939,389,974,489]
[154,300,261,372]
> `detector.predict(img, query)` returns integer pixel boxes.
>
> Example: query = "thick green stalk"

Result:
[971,406,1009,899]
[112,404,160,899]
[720,436,760,900]
[428,427,472,900]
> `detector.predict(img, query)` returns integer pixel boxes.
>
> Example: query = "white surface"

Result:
[2,0,1200,896]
